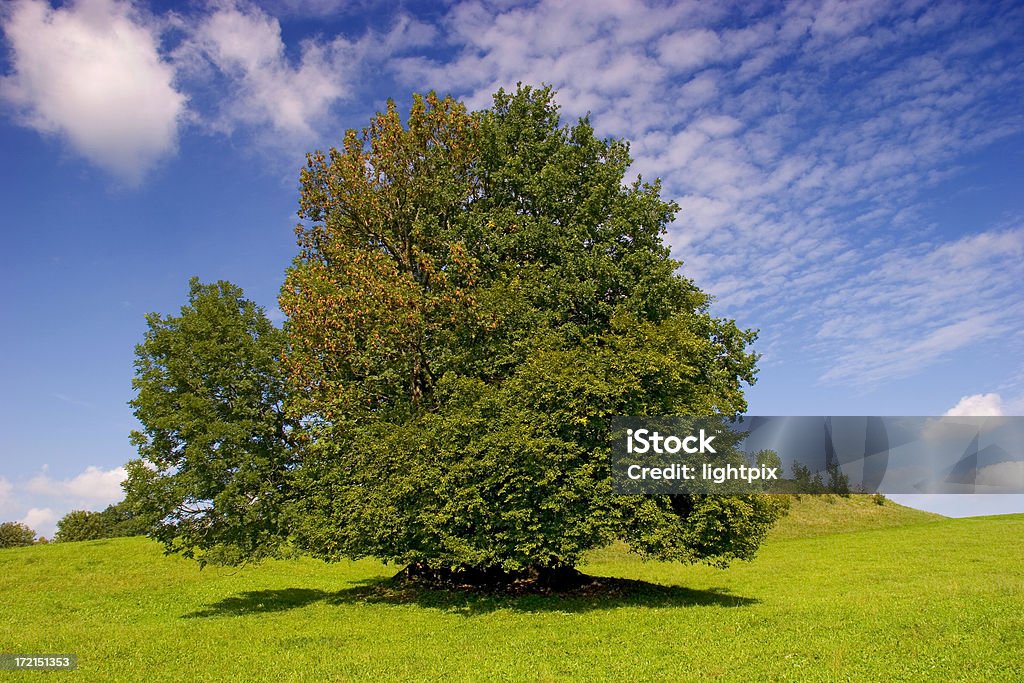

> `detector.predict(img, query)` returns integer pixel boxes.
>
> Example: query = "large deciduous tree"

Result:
[281,86,782,582]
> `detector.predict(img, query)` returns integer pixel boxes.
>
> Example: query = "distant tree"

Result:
[124,278,294,566]
[54,510,110,542]
[755,449,783,472]
[0,521,36,548]
[53,502,149,543]
[791,460,849,496]
[100,501,149,537]
[825,462,851,496]
[791,461,815,492]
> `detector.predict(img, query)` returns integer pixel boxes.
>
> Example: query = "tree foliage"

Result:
[124,278,294,565]
[0,521,36,548]
[53,502,148,543]
[54,510,109,542]
[790,460,851,496]
[280,86,782,576]
[126,87,783,578]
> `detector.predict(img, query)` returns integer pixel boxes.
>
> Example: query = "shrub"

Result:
[54,510,111,542]
[54,502,148,543]
[0,521,37,548]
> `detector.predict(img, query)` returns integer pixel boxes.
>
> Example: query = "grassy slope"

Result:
[769,493,945,541]
[1,502,1021,682]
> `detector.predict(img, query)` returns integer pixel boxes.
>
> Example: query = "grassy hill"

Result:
[768,493,945,540]
[1,499,1021,681]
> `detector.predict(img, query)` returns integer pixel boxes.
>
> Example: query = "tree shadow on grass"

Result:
[182,575,756,619]
[182,587,332,618]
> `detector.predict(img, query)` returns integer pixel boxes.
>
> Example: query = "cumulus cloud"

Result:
[922,393,1007,442]
[976,461,1024,489]
[0,0,186,183]
[175,2,435,148]
[944,393,1005,417]
[1,465,127,538]
[658,29,722,72]
[26,464,127,501]
[20,507,57,535]
[182,2,350,142]
[0,1,435,179]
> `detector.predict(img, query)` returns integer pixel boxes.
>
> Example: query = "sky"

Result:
[1,0,1022,537]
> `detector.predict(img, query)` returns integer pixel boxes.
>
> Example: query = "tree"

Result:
[0,521,36,548]
[755,449,783,473]
[53,502,148,543]
[54,510,110,542]
[791,461,826,494]
[99,500,150,538]
[123,278,294,565]
[790,460,850,496]
[825,462,851,496]
[281,86,783,583]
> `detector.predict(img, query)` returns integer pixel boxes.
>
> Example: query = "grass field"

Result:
[1,497,1021,681]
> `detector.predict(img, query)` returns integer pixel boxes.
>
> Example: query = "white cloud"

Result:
[898,394,1022,508]
[1,1,442,179]
[808,0,894,39]
[177,2,435,148]
[1,465,127,538]
[0,0,186,183]
[20,507,57,536]
[817,228,1024,385]
[945,393,1005,417]
[183,2,348,141]
[888,493,1024,518]
[692,114,742,138]
[26,465,127,501]
[658,28,721,72]
[976,461,1024,489]
[386,0,1023,395]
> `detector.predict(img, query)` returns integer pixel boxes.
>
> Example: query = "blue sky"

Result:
[1,0,1022,536]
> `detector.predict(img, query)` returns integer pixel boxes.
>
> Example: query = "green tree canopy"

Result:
[0,521,36,548]
[124,278,293,565]
[54,510,110,542]
[280,86,782,580]
[125,87,782,580]
[53,502,148,543]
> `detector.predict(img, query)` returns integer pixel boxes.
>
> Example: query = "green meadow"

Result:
[2,498,1021,682]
